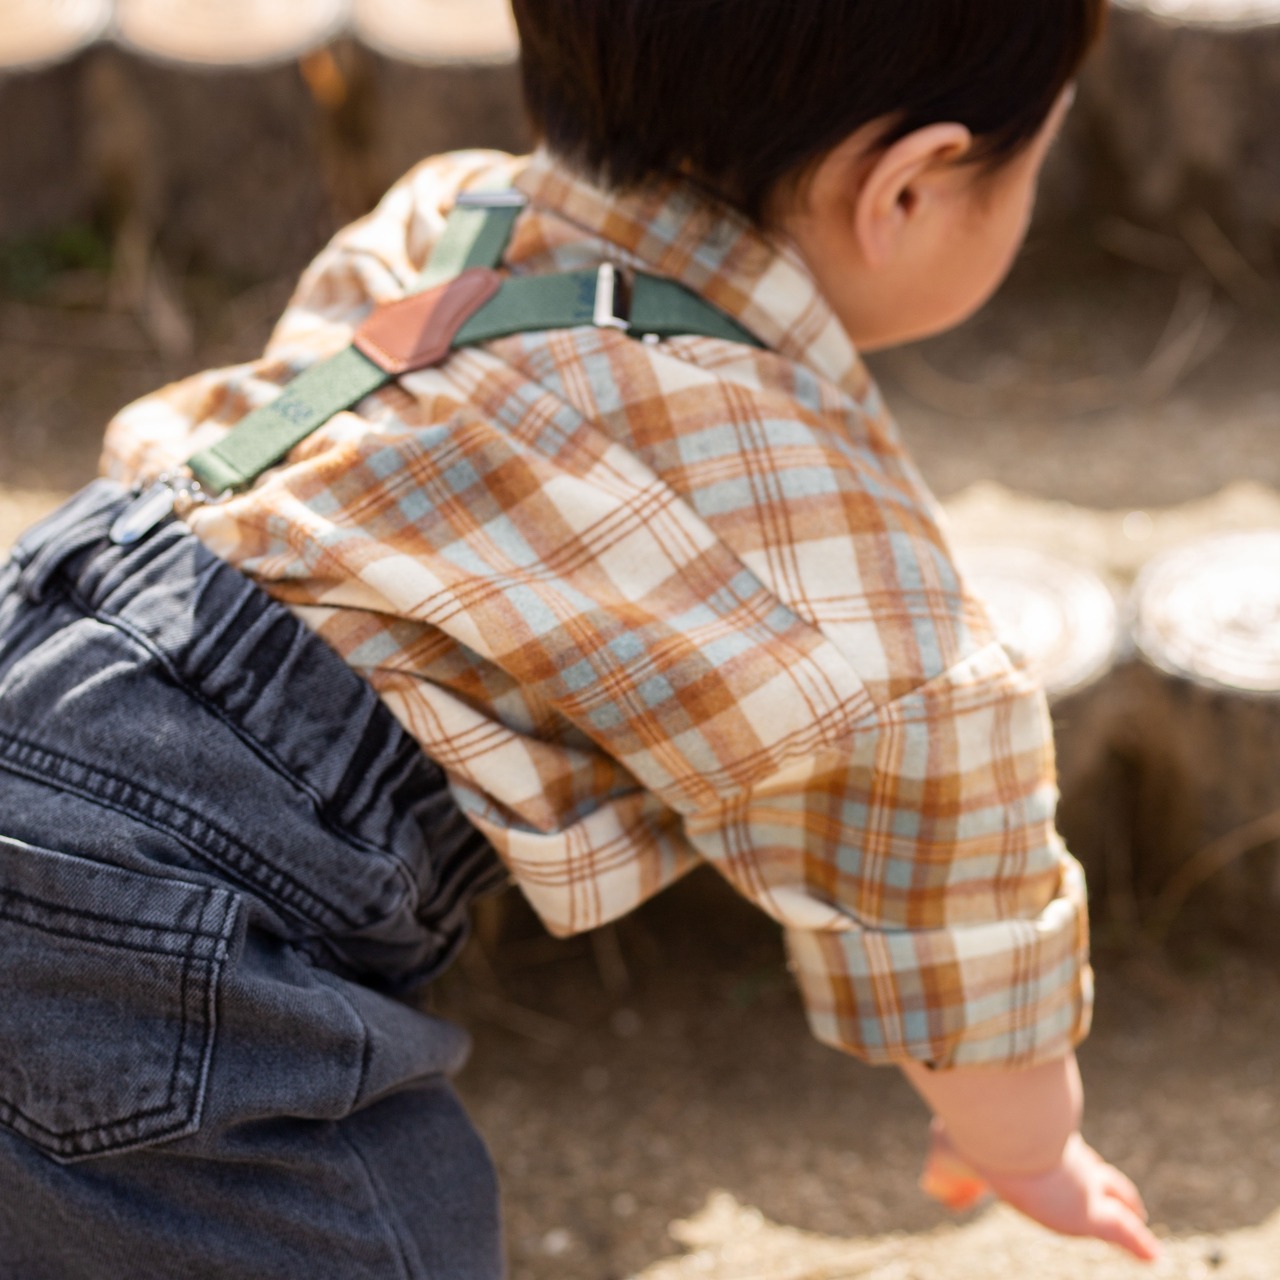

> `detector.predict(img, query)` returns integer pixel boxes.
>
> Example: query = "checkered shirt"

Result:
[102,149,1093,1070]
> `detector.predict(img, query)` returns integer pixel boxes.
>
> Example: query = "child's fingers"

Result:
[1100,1163,1149,1221]
[1091,1198,1163,1263]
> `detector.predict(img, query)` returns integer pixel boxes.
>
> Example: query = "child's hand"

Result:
[923,1123,1161,1263]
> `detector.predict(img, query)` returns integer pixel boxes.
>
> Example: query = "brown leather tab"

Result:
[354,267,502,376]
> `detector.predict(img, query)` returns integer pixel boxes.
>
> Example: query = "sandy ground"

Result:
[3,240,1280,1279]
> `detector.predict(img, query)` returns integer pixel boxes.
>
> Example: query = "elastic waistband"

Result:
[8,480,436,844]
[3,480,502,982]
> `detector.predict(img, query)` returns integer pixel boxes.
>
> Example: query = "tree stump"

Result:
[113,0,349,68]
[345,0,527,198]
[1126,532,1280,936]
[353,0,519,65]
[0,0,110,72]
[955,545,1129,911]
[0,61,97,241]
[957,546,1120,702]
[1062,0,1280,262]
[82,48,337,282]
[363,55,528,199]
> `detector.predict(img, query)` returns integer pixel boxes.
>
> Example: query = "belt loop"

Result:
[11,481,125,604]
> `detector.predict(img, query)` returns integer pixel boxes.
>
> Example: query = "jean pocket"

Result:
[0,835,240,1164]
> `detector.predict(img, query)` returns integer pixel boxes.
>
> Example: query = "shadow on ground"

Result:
[441,872,1280,1280]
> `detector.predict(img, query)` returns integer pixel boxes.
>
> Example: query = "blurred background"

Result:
[2,3,1280,1278]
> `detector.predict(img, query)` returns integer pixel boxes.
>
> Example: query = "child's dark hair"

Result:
[512,0,1106,224]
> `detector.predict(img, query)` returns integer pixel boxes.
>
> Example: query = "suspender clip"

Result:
[454,188,528,210]
[593,263,631,332]
[109,469,228,546]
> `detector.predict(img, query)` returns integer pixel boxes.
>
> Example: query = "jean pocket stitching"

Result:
[0,840,239,1163]
[0,946,199,1144]
[0,727,352,931]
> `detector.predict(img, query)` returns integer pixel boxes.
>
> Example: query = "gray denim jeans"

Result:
[0,481,506,1279]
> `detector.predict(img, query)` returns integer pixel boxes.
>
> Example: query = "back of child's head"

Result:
[511,0,1105,223]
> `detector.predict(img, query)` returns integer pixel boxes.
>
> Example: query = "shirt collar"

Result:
[513,150,874,402]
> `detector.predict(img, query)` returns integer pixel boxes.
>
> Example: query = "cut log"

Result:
[1062,0,1280,261]
[79,48,338,280]
[0,31,528,280]
[114,0,351,68]
[353,0,519,65]
[955,544,1129,910]
[1132,532,1280,693]
[1127,532,1280,935]
[944,481,1280,591]
[0,60,95,240]
[364,55,529,201]
[956,545,1120,702]
[0,0,111,72]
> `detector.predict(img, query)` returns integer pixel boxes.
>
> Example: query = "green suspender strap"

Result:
[110,185,764,546]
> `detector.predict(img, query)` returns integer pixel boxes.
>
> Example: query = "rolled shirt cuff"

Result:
[785,857,1093,1070]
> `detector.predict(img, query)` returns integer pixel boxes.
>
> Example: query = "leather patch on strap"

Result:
[354,267,502,376]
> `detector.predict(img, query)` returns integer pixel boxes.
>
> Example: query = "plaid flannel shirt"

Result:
[103,149,1092,1069]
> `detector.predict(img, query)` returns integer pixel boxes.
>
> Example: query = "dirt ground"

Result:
[3,235,1280,1279]
[447,880,1280,1280]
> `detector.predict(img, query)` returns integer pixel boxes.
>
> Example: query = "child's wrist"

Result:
[940,1119,1077,1181]
[902,1053,1083,1179]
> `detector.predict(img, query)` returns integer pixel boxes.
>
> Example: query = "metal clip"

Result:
[454,189,529,209]
[593,263,630,332]
[109,470,227,547]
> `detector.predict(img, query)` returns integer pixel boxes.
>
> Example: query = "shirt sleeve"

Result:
[680,639,1093,1071]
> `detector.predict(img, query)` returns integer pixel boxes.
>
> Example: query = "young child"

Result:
[0,0,1161,1273]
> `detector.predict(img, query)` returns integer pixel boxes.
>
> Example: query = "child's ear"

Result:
[850,123,973,269]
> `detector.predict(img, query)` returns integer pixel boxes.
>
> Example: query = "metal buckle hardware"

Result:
[593,263,631,332]
[454,189,529,209]
[109,469,230,547]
